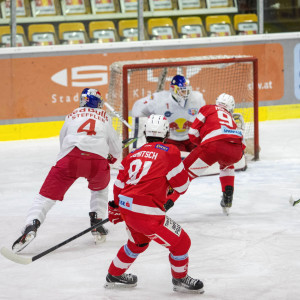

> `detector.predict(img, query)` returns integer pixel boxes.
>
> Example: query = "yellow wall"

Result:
[1,104,300,141]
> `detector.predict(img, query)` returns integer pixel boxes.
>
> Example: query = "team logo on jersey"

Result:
[155,144,169,152]
[119,195,133,211]
[169,118,192,133]
[188,108,198,116]
[164,111,173,118]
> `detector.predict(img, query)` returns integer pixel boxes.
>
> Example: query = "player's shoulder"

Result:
[156,142,181,156]
[201,104,216,111]
[189,90,204,99]
[191,90,203,96]
[134,142,179,155]
[196,104,216,117]
[154,90,170,99]
[70,107,81,114]
[189,91,205,103]
[65,107,80,119]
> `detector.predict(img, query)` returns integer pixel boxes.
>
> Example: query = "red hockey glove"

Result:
[108,201,123,224]
[107,154,117,164]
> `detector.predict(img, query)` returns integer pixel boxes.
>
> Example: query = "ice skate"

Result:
[104,273,138,289]
[220,185,234,215]
[12,219,40,253]
[172,275,204,293]
[89,212,108,244]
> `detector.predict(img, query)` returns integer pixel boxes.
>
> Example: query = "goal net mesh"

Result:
[107,55,258,159]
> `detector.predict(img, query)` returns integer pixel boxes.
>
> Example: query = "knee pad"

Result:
[170,229,191,256]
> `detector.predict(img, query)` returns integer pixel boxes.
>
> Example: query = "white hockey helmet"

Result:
[216,93,235,114]
[144,114,170,139]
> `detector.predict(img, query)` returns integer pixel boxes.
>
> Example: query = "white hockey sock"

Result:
[90,187,108,220]
[24,194,56,230]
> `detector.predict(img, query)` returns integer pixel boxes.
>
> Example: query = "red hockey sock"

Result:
[219,176,234,192]
[168,230,191,279]
[108,241,148,276]
[169,252,189,279]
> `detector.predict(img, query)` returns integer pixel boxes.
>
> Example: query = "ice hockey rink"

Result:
[0,118,300,300]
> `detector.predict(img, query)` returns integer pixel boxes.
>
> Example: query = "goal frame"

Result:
[118,57,259,159]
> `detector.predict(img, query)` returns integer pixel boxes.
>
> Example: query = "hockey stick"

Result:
[122,137,139,149]
[133,117,139,149]
[289,196,300,206]
[156,67,168,92]
[104,102,140,153]
[1,218,109,265]
[104,102,132,130]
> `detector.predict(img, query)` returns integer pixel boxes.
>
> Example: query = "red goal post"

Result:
[107,55,259,160]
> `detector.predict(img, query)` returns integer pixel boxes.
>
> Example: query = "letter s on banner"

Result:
[51,65,108,87]
[72,66,108,87]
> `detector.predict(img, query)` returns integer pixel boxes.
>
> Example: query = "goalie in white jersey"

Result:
[132,74,206,152]
[12,88,122,253]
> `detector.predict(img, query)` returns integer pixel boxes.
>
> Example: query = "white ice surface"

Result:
[0,119,300,300]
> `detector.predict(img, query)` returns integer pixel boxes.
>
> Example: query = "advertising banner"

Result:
[0,43,283,121]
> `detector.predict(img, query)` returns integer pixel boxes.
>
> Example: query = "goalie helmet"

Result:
[216,93,235,114]
[80,88,104,109]
[170,75,192,108]
[144,114,170,139]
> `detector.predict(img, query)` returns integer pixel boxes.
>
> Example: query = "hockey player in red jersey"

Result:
[105,114,204,293]
[184,93,246,215]
[12,88,122,253]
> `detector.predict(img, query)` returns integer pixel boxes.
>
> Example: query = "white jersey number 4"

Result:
[77,119,96,135]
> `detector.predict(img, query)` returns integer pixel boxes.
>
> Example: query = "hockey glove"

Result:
[107,154,117,164]
[108,201,123,224]
[164,187,180,212]
[167,189,180,202]
[164,199,174,212]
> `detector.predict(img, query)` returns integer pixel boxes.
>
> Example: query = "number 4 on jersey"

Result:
[77,119,96,135]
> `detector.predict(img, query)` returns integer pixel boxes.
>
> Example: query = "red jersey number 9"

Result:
[217,110,233,128]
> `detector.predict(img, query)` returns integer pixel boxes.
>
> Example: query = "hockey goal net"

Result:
[107,55,259,160]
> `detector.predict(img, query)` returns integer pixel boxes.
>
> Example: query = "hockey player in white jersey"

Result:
[12,88,122,253]
[132,74,205,152]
